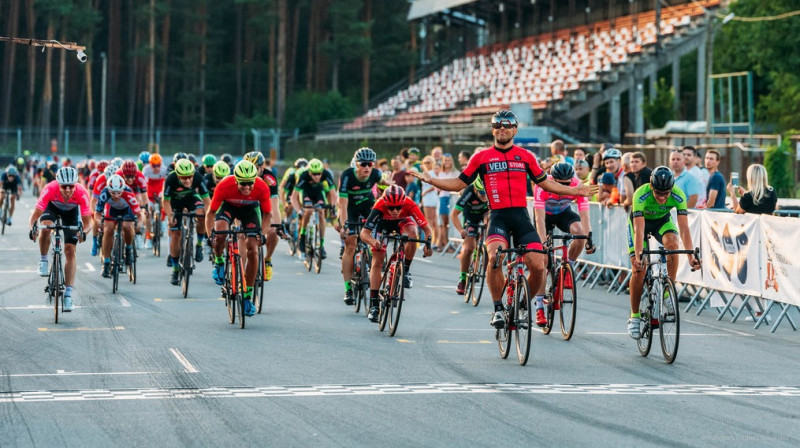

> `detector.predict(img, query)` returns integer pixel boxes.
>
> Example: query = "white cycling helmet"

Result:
[111,157,124,169]
[107,174,126,192]
[104,164,117,178]
[55,167,78,185]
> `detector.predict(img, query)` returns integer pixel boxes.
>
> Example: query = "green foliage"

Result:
[764,137,794,198]
[227,112,277,129]
[642,78,676,129]
[756,72,800,131]
[284,90,356,134]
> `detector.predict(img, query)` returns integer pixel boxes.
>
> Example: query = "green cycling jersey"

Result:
[630,183,688,220]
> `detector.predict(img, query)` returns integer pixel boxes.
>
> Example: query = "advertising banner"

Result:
[759,215,800,307]
[675,210,704,286]
[602,206,630,268]
[700,211,761,297]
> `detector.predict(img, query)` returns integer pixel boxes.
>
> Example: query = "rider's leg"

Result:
[342,234,357,283]
[102,220,115,259]
[662,232,680,280]
[122,222,135,246]
[460,236,475,279]
[567,221,586,263]
[64,243,77,287]
[485,239,507,304]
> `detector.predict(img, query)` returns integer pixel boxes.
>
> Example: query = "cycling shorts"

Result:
[463,220,485,238]
[345,206,371,237]
[486,208,542,250]
[626,215,678,256]
[301,188,326,205]
[104,206,136,222]
[214,202,261,233]
[169,195,203,230]
[544,209,581,234]
[39,203,81,245]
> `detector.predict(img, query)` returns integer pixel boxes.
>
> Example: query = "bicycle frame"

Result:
[541,232,590,340]
[493,245,541,366]
[377,232,429,336]
[215,227,261,329]
[40,217,81,323]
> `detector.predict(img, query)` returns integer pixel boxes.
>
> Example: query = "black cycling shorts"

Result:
[169,195,203,230]
[345,206,372,236]
[462,218,485,238]
[486,208,542,250]
[543,209,581,234]
[39,203,81,245]
[214,203,262,233]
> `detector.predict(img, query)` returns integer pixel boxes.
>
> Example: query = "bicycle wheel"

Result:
[362,251,372,317]
[236,258,246,329]
[388,262,404,337]
[225,258,235,324]
[514,277,532,366]
[304,228,313,271]
[352,252,363,313]
[152,212,161,257]
[1,201,7,235]
[542,272,555,336]
[255,248,265,314]
[558,264,577,341]
[472,246,488,307]
[659,277,680,364]
[181,233,193,298]
[288,219,298,255]
[50,256,61,324]
[636,284,653,357]
[112,234,121,293]
[129,245,137,283]
[496,280,512,359]
[377,262,392,332]
[314,229,322,274]
[464,250,477,304]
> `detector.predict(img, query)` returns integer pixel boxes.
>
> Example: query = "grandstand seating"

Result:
[344,0,718,131]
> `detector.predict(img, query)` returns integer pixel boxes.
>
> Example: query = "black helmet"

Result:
[650,166,675,191]
[172,152,188,164]
[187,153,197,165]
[551,162,575,181]
[491,110,518,128]
[220,153,233,165]
[354,147,376,163]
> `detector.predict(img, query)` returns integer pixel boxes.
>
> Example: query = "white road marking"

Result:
[3,305,84,310]
[414,257,433,264]
[586,332,730,337]
[683,319,754,337]
[3,382,800,403]
[84,262,96,272]
[118,296,131,307]
[0,248,37,251]
[169,348,199,373]
[0,270,38,274]
[4,371,159,378]
[425,285,454,290]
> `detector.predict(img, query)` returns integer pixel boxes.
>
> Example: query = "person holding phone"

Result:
[727,164,777,215]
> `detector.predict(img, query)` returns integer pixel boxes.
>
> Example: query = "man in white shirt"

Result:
[683,146,709,206]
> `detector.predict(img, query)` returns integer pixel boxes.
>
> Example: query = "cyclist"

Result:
[95,175,145,278]
[90,164,119,256]
[143,153,169,249]
[206,160,272,317]
[532,161,595,326]
[87,160,109,193]
[168,152,187,172]
[279,158,307,225]
[220,153,234,171]
[411,110,595,329]
[138,151,150,172]
[338,147,383,305]
[290,158,336,259]
[627,166,701,339]
[1,166,23,225]
[163,159,211,285]
[201,154,217,176]
[118,160,148,247]
[206,160,230,197]
[451,177,490,295]
[243,151,282,281]
[29,167,92,312]
[359,185,433,322]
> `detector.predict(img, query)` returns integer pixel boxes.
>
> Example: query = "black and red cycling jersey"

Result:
[458,145,547,209]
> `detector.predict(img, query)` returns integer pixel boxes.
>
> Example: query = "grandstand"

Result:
[317,0,720,145]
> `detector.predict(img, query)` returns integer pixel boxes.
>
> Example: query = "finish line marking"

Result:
[2,383,800,403]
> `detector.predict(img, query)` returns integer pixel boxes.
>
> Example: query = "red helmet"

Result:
[96,160,109,173]
[383,185,406,207]
[121,160,138,176]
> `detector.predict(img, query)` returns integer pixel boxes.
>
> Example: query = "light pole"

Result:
[705,12,735,134]
[101,52,107,155]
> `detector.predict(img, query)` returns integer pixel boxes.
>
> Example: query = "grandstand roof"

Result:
[408,0,478,21]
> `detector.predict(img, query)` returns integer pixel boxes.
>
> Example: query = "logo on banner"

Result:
[765,262,779,292]
[707,222,749,285]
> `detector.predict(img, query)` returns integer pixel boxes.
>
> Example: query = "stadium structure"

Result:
[317,0,722,147]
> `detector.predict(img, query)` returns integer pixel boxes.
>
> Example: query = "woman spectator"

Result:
[420,156,439,246]
[727,164,777,215]
[436,154,460,251]
[573,147,587,162]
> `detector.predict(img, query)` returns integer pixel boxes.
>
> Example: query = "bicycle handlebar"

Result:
[213,228,262,236]
[641,247,700,258]
[173,211,205,218]
[382,233,430,246]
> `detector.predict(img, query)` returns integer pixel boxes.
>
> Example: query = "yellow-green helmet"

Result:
[308,158,324,174]
[175,159,196,177]
[473,176,484,192]
[234,160,257,183]
[243,151,265,166]
[213,160,230,178]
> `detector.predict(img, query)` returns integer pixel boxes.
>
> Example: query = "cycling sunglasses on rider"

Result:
[491,117,517,130]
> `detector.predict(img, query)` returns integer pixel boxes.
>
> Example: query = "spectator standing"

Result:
[574,159,592,185]
[420,156,439,246]
[621,153,634,208]
[670,149,702,208]
[727,164,777,214]
[430,146,443,164]
[626,152,652,191]
[573,147,587,162]
[457,150,471,170]
[391,156,407,189]
[591,143,614,185]
[376,158,389,172]
[550,140,575,166]
[683,146,708,205]
[436,154,460,251]
[705,149,727,209]
[597,148,626,200]
[405,147,422,172]
[404,168,421,203]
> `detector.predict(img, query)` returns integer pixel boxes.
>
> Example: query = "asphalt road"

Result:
[1,195,799,447]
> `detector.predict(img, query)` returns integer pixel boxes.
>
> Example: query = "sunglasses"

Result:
[491,121,516,130]
[60,184,75,190]
[151,164,161,168]
[359,162,373,168]
[387,205,403,211]
[124,175,136,180]
[238,181,254,187]
[311,172,322,176]
[653,189,671,197]
[178,176,193,181]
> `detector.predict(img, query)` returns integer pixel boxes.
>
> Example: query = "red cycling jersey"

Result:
[209,176,272,214]
[116,169,147,194]
[458,145,547,209]
[364,196,428,231]
[92,173,108,197]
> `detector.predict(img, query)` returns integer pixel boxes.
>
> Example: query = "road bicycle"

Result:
[493,245,541,366]
[541,232,591,340]
[302,204,334,273]
[348,219,371,314]
[108,216,137,293]
[464,222,488,307]
[1,189,12,235]
[215,226,261,329]
[252,223,285,314]
[173,210,202,298]
[636,245,700,364]
[37,218,82,323]
[286,211,300,255]
[377,232,430,337]
[150,199,163,257]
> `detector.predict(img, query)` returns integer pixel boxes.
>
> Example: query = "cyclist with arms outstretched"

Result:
[412,110,596,328]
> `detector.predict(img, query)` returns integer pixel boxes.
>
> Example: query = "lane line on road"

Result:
[154,298,224,302]
[0,270,37,274]
[3,305,85,310]
[586,332,730,337]
[168,348,199,373]
[683,319,754,337]
[118,296,131,307]
[437,340,492,344]
[84,262,96,272]
[396,339,415,343]
[4,382,800,403]
[38,326,125,332]
[4,371,159,378]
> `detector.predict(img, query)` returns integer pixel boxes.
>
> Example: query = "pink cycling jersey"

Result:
[458,145,547,210]
[533,176,588,214]
[36,181,92,216]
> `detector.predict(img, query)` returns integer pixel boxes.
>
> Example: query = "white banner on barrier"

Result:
[603,206,629,268]
[759,215,800,307]
[700,211,761,298]
[675,211,704,286]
